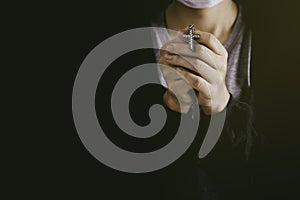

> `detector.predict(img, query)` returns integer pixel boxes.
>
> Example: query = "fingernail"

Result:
[164,53,173,60]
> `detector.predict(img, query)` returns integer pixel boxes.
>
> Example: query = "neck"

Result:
[166,0,238,43]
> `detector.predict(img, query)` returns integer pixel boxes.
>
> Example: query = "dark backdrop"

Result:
[7,0,300,199]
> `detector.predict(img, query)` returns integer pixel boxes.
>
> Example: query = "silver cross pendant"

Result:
[181,25,200,51]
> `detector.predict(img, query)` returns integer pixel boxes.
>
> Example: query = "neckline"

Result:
[223,2,243,53]
[159,1,243,53]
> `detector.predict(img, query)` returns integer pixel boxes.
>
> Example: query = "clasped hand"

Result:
[158,28,230,115]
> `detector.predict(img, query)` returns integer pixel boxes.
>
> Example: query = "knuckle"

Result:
[206,33,214,43]
[189,58,198,68]
[201,97,211,107]
[194,60,202,72]
[194,59,201,66]
[193,78,202,89]
[197,44,205,52]
[223,49,228,58]
[218,47,228,58]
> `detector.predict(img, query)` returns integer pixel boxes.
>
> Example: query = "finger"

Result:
[163,53,216,83]
[193,30,227,56]
[161,29,227,57]
[169,88,194,105]
[166,78,195,105]
[166,42,219,69]
[198,96,212,111]
[159,64,194,94]
[164,89,193,114]
[159,63,181,82]
[160,37,185,56]
[176,67,211,99]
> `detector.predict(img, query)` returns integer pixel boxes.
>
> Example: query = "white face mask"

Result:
[177,0,224,9]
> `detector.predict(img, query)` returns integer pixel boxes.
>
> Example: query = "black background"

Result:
[6,0,300,199]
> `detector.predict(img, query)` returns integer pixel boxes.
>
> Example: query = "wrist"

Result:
[202,89,231,115]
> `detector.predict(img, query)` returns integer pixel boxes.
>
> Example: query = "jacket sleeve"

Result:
[200,85,257,160]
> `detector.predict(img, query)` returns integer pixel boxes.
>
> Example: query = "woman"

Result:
[150,0,256,199]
